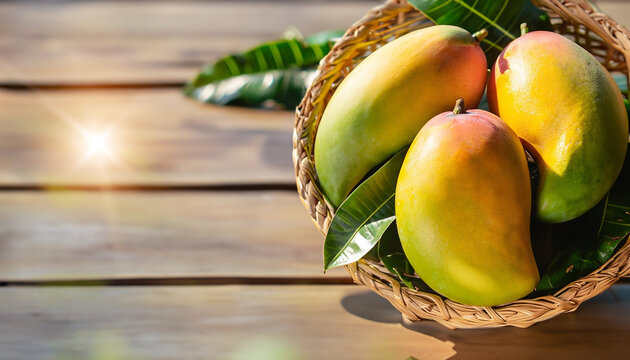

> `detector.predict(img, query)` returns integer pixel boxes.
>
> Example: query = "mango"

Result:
[487,31,629,223]
[396,100,539,306]
[315,25,487,207]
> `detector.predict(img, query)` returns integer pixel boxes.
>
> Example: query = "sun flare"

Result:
[85,131,112,158]
[77,125,118,165]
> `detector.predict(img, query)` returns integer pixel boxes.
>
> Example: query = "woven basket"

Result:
[293,0,630,329]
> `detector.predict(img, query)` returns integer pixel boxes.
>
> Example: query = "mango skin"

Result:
[315,25,487,207]
[487,31,629,223]
[396,109,539,307]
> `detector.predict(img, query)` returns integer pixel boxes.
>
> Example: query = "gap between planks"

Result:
[0,183,295,192]
[0,82,184,91]
[1,277,626,287]
[0,276,355,287]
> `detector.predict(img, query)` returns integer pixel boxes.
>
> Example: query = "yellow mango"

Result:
[488,31,629,223]
[315,25,487,207]
[396,101,539,306]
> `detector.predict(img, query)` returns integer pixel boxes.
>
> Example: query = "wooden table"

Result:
[1,1,629,359]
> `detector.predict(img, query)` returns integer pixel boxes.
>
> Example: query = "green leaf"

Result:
[186,29,341,90]
[323,149,408,271]
[378,222,433,292]
[535,191,630,294]
[184,29,343,108]
[534,197,606,293]
[187,68,316,109]
[407,0,553,64]
[599,202,630,258]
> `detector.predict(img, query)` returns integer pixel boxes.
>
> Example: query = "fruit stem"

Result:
[472,29,488,43]
[520,23,529,36]
[453,98,465,114]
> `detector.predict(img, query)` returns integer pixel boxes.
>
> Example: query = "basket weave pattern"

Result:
[293,0,630,329]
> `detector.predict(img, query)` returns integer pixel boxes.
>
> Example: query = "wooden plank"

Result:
[0,1,378,84]
[0,1,626,85]
[0,88,296,185]
[1,284,629,359]
[0,191,349,280]
[1,0,627,86]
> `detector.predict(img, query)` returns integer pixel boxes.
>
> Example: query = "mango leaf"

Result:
[534,197,607,293]
[407,0,553,63]
[185,29,343,93]
[599,199,630,261]
[378,222,433,292]
[534,190,630,294]
[186,29,342,89]
[187,68,316,109]
[323,148,407,271]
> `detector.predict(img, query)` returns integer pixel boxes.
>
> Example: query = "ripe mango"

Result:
[396,101,539,306]
[487,31,629,223]
[315,25,487,207]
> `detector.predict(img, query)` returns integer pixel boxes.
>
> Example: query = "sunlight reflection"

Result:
[0,56,135,173]
[76,124,119,167]
[1,56,130,252]
[84,130,112,159]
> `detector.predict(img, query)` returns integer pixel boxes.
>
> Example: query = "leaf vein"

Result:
[452,0,515,40]
[327,195,395,267]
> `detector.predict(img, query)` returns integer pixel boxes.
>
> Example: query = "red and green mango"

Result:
[396,103,539,306]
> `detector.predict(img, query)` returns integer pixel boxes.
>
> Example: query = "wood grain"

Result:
[0,191,349,280]
[0,1,626,85]
[0,88,296,185]
[0,1,378,85]
[1,284,629,360]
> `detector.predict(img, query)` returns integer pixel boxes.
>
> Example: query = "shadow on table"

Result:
[341,286,630,359]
